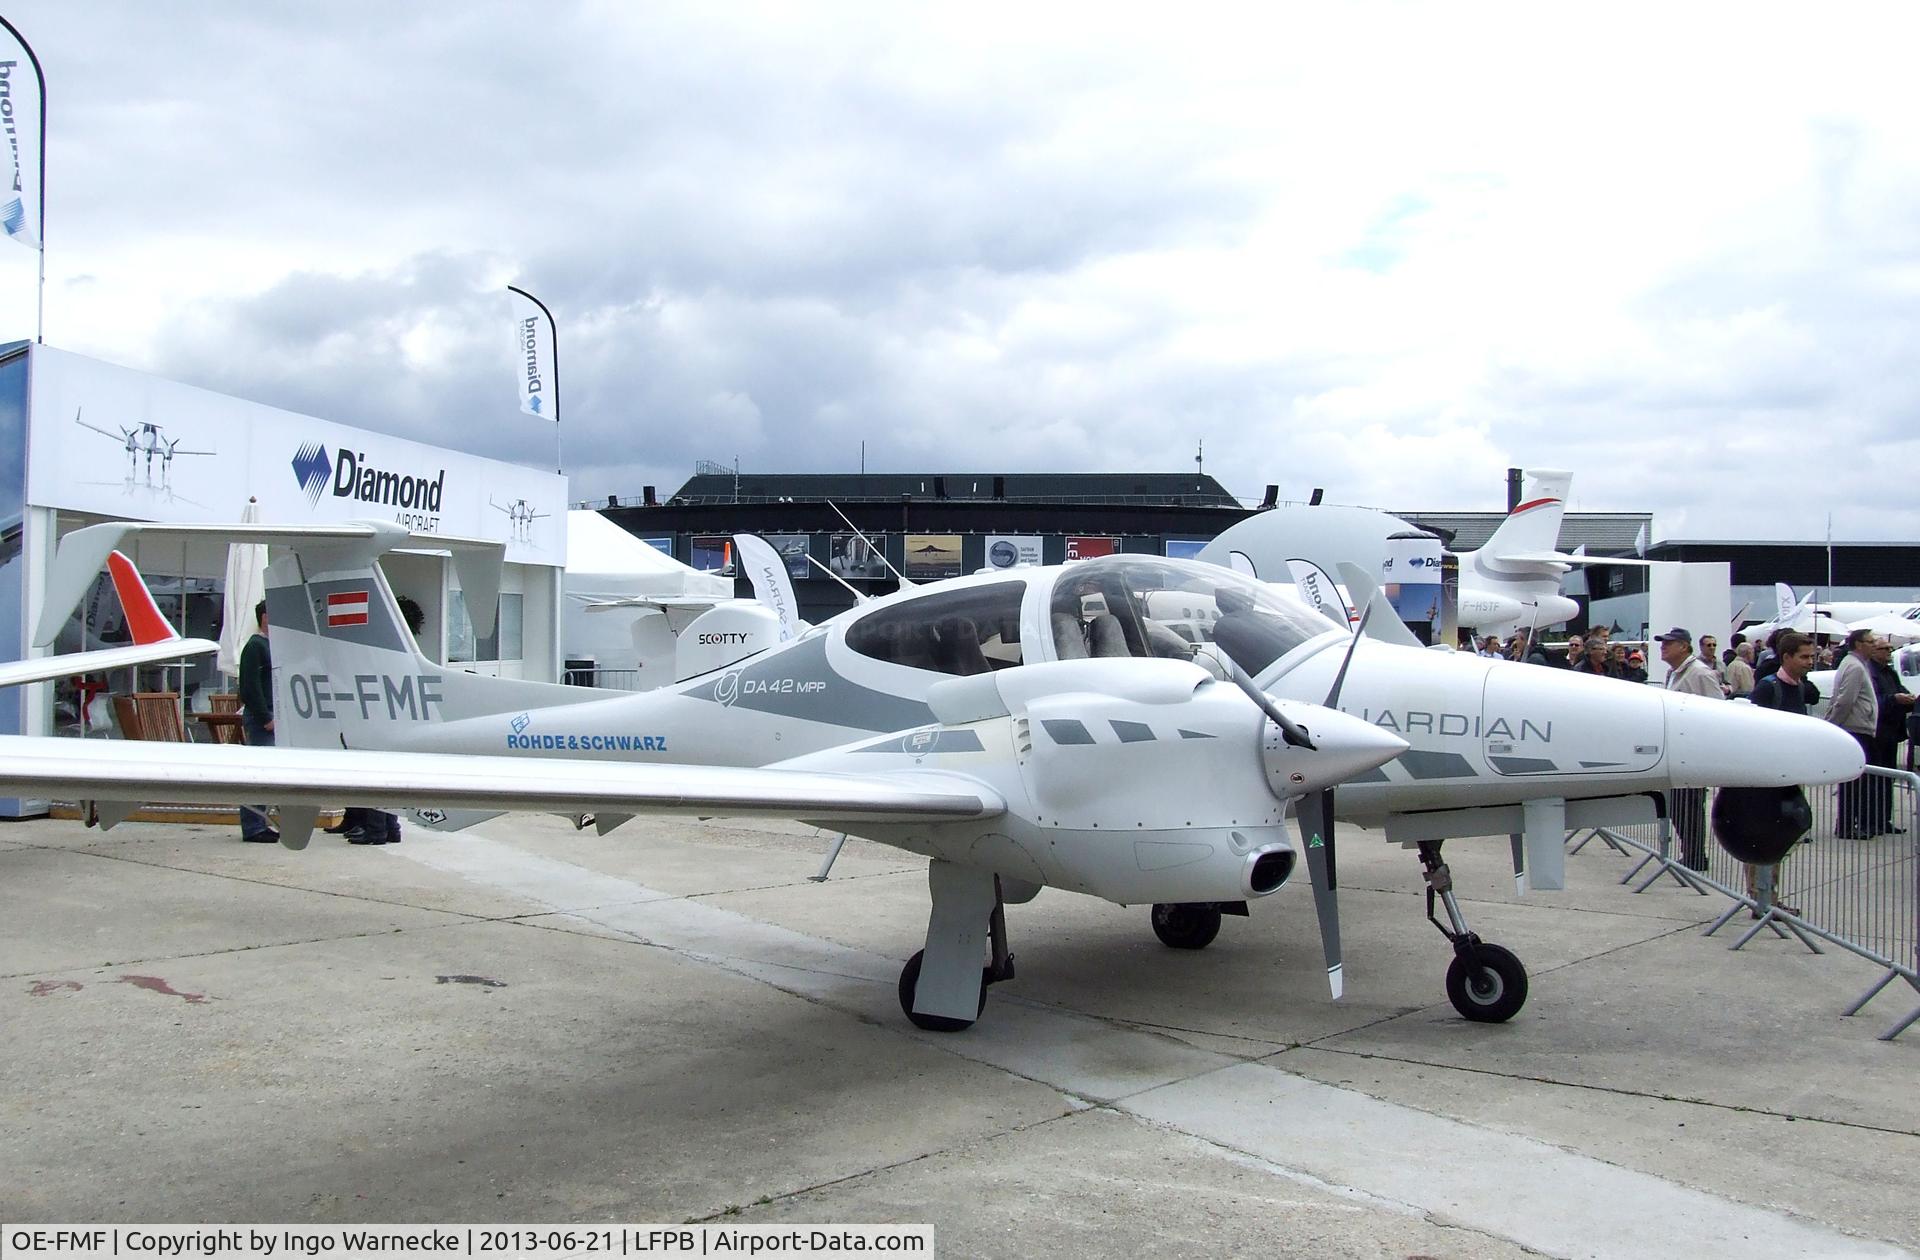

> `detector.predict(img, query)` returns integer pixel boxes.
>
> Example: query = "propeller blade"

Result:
[1324,598,1374,710]
[1294,787,1342,999]
[1218,650,1315,750]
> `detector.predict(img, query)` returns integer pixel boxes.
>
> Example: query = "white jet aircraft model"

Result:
[1453,470,1653,638]
[1741,583,1920,636]
[0,520,1864,1032]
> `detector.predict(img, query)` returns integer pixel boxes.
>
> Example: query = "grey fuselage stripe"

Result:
[1489,756,1560,775]
[852,729,986,754]
[679,634,937,733]
[1397,750,1478,781]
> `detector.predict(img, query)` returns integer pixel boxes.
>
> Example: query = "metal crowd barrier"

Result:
[1567,766,1920,1041]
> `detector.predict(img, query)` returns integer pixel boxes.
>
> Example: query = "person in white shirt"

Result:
[1658,627,1721,870]
[1826,629,1881,839]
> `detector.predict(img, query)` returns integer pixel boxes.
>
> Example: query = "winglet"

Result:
[106,551,180,645]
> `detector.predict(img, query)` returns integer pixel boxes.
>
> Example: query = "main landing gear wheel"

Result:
[897,950,990,1033]
[1444,943,1529,1023]
[1150,903,1223,950]
[1418,840,1530,1024]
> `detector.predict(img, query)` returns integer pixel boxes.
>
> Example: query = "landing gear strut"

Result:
[1419,841,1529,1023]
[898,871,1016,1032]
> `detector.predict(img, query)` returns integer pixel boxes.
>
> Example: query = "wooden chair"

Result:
[113,692,186,742]
[204,693,246,745]
[111,694,143,741]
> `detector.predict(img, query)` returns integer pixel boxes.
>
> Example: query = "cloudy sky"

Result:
[3,3,1917,541]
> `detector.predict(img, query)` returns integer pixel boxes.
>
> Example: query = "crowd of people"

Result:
[1468,621,1916,911]
[1468,625,1904,708]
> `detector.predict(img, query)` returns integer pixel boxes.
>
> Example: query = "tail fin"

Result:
[106,551,180,645]
[1,552,216,690]
[261,536,589,753]
[1478,469,1572,563]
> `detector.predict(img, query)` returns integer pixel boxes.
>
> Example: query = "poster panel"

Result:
[904,534,963,580]
[691,535,733,574]
[641,537,672,554]
[984,535,1042,571]
[1162,539,1207,560]
[1066,535,1119,562]
[764,533,812,579]
[829,533,890,580]
[1381,531,1444,632]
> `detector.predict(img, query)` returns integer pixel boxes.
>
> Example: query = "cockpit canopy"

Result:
[837,557,1345,681]
[1048,556,1344,675]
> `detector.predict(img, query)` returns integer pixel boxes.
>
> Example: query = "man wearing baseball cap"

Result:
[1659,627,1722,870]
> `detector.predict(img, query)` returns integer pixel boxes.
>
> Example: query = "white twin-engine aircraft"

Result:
[0,520,1863,1033]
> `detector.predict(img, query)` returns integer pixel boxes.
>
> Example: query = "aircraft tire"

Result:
[897,950,988,1033]
[1150,903,1223,950]
[1445,943,1528,1023]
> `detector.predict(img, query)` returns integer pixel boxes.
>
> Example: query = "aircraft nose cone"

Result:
[1265,701,1409,798]
[1663,691,1866,788]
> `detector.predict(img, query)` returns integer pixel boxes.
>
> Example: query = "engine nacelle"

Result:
[1024,823,1296,904]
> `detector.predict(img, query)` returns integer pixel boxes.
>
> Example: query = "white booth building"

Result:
[0,342,567,813]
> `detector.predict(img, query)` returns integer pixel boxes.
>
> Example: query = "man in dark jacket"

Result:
[237,600,277,843]
[1745,632,1820,913]
[1866,636,1915,833]
[1572,638,1620,678]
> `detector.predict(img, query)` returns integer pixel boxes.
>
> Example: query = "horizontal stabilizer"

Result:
[1498,551,1654,568]
[0,737,1006,826]
[39,520,505,647]
[580,596,728,613]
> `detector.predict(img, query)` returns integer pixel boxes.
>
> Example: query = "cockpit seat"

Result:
[1052,613,1090,660]
[934,617,991,676]
[1087,614,1131,658]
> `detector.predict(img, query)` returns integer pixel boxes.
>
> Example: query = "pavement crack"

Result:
[682,1109,1085,1224]
[1298,1045,1920,1139]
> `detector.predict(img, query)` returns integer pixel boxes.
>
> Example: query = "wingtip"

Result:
[1327,965,1344,1000]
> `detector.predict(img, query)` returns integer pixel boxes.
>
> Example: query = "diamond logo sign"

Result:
[291,442,333,506]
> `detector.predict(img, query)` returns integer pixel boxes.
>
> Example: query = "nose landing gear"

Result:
[1419,841,1530,1023]
[898,867,1017,1033]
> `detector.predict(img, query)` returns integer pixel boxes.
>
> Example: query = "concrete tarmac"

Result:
[1,810,1914,1258]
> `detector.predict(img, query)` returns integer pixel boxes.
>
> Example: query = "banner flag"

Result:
[510,290,555,420]
[0,33,43,250]
[733,534,800,642]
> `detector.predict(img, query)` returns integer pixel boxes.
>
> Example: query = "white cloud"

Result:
[2,1,1917,538]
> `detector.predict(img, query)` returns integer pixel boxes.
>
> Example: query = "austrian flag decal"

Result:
[326,591,370,628]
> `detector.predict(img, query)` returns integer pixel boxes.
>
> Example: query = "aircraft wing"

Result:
[0,738,1005,828]
[0,639,219,689]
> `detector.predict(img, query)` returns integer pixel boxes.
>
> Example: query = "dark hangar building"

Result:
[595,470,1920,627]
[599,470,1255,622]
